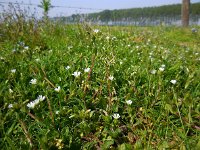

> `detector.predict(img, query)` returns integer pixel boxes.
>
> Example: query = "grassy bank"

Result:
[0,14,200,149]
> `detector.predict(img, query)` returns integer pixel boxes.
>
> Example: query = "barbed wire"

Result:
[0,1,104,11]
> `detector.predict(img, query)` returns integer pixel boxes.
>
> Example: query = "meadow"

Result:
[0,11,200,149]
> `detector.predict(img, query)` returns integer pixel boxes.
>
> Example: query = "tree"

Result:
[182,0,190,27]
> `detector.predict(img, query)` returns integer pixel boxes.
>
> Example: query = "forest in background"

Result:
[56,2,200,25]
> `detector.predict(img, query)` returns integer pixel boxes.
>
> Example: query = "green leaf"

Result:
[6,121,17,135]
[101,139,114,149]
[118,143,133,150]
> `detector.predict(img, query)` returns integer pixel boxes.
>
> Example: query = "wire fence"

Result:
[0,1,200,26]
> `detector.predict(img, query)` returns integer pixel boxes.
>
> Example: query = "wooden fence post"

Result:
[182,0,190,27]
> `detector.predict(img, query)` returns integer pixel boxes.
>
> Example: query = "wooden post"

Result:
[182,0,190,27]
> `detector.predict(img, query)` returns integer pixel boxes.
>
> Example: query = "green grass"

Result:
[0,14,200,149]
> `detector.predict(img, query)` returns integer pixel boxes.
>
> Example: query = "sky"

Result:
[0,0,199,18]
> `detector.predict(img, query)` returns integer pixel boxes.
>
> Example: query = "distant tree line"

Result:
[57,3,200,26]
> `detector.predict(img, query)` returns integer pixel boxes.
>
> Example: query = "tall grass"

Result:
[0,5,200,149]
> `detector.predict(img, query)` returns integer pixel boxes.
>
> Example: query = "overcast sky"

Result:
[0,0,199,18]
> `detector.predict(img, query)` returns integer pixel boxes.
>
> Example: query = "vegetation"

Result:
[64,2,200,24]
[0,6,200,149]
[39,0,52,20]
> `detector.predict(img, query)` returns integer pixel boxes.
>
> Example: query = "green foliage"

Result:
[89,3,200,21]
[66,3,200,23]
[40,0,51,19]
[0,6,200,149]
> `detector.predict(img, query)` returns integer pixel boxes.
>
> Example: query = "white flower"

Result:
[120,61,123,65]
[68,46,73,49]
[35,58,40,62]
[54,86,61,92]
[11,69,16,73]
[27,100,38,109]
[159,67,165,72]
[161,64,166,68]
[108,76,114,81]
[8,104,13,108]
[84,68,90,73]
[93,29,99,33]
[65,66,70,70]
[27,95,45,109]
[30,78,37,84]
[170,80,177,85]
[55,111,60,114]
[126,100,132,105]
[112,113,120,119]
[27,101,37,109]
[9,88,13,93]
[112,36,117,40]
[106,36,110,40]
[72,71,81,77]
[150,69,157,74]
[37,95,45,101]
[24,46,29,50]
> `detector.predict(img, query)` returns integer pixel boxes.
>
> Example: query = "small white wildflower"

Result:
[161,64,166,68]
[55,111,60,114]
[35,58,40,62]
[108,75,114,81]
[72,71,81,77]
[136,46,139,49]
[65,66,70,70]
[9,88,13,93]
[30,78,37,84]
[112,113,120,119]
[54,86,61,92]
[93,29,99,33]
[11,69,16,73]
[128,44,131,47]
[24,46,29,50]
[106,36,110,40]
[27,95,45,109]
[126,100,132,105]
[150,69,157,74]
[159,67,165,72]
[8,104,13,108]
[112,36,117,40]
[84,68,90,73]
[27,100,37,109]
[37,95,45,101]
[170,80,177,85]
[68,46,73,49]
